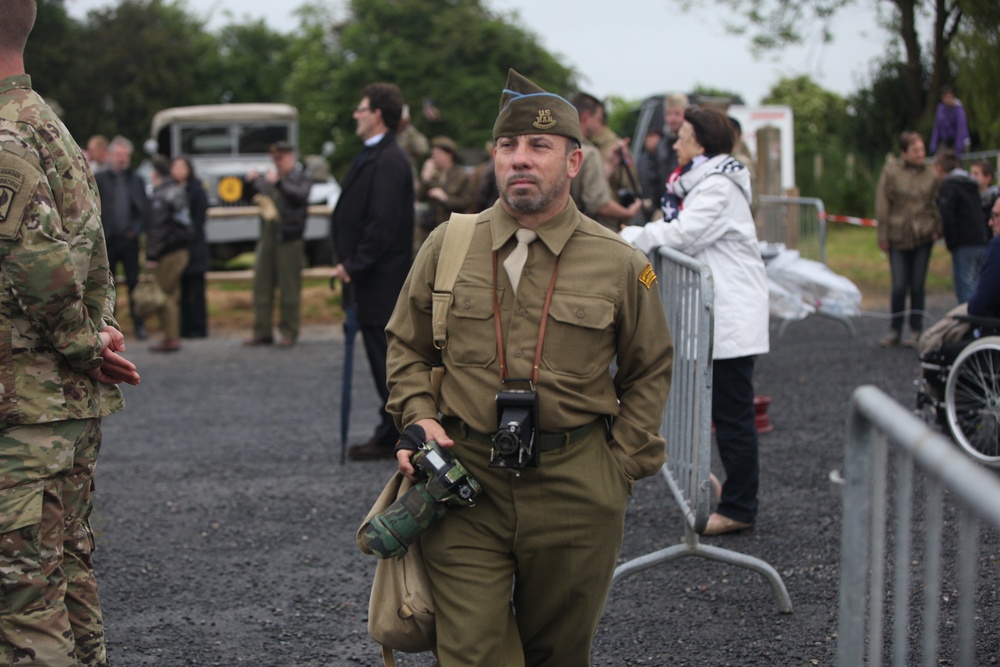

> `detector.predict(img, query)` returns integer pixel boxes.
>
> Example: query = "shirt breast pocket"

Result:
[446,283,497,368]
[543,292,615,378]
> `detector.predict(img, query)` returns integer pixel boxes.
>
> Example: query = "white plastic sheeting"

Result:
[761,242,862,321]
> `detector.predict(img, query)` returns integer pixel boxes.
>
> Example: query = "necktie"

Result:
[503,228,537,294]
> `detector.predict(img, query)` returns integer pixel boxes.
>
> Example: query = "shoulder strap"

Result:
[432,213,478,350]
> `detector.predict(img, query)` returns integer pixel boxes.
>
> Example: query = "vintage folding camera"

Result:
[491,379,539,470]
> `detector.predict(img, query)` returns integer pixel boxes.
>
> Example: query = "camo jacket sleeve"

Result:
[0,77,123,423]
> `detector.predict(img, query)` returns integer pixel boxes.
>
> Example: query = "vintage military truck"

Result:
[145,103,338,265]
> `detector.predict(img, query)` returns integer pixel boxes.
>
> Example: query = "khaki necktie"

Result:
[503,228,537,293]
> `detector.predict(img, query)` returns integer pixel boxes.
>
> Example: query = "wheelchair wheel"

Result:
[944,337,1000,466]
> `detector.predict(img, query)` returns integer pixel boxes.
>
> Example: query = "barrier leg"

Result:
[612,525,794,614]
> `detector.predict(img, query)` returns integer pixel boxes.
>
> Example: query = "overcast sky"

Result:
[64,0,892,105]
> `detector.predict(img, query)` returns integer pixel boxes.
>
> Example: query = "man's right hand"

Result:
[397,417,454,478]
[88,327,140,385]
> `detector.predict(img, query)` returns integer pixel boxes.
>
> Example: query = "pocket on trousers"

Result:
[0,482,43,533]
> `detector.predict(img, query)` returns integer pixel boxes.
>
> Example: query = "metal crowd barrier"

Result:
[758,195,827,264]
[611,245,793,614]
[838,386,1000,667]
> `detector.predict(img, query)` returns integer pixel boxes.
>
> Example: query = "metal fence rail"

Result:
[838,386,1000,667]
[758,195,827,264]
[611,245,792,613]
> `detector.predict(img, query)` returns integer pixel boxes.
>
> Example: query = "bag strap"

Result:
[431,213,478,350]
[381,645,397,667]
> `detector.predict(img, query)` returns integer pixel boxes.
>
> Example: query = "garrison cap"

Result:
[269,140,295,154]
[431,136,458,156]
[492,69,582,145]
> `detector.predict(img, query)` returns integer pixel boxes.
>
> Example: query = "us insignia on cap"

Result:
[533,109,556,130]
[638,264,657,289]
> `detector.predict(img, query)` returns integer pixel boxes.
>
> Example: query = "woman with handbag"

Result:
[145,156,192,352]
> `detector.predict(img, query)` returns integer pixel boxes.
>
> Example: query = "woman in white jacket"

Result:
[622,107,769,535]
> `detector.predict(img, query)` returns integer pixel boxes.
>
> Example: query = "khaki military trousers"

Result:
[421,422,629,667]
[0,418,107,667]
[252,225,305,341]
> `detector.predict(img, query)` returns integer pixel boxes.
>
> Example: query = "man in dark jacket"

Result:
[95,135,149,339]
[330,82,415,460]
[244,141,313,347]
[935,149,989,303]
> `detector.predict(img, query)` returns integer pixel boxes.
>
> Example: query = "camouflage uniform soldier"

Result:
[0,3,141,665]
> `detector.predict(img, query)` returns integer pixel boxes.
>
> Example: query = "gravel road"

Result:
[94,294,998,666]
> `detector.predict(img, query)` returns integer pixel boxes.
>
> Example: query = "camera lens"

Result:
[493,426,521,455]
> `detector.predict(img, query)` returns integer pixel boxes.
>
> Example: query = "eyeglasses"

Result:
[355,105,371,113]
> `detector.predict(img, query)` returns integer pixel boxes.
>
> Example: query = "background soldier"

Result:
[0,2,140,664]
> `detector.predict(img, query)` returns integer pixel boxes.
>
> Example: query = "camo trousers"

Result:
[0,419,108,667]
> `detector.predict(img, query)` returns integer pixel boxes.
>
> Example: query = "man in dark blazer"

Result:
[331,82,415,461]
[95,136,150,339]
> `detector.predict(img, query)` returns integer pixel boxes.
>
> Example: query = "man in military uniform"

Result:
[244,140,313,347]
[385,69,673,666]
[415,135,474,251]
[569,92,642,231]
[0,3,141,664]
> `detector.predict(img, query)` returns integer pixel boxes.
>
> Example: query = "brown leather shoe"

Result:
[703,512,753,536]
[347,439,396,461]
[243,337,274,347]
[150,340,181,353]
[276,337,297,348]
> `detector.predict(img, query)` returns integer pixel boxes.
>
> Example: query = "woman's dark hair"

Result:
[898,131,923,153]
[362,82,405,133]
[171,155,196,182]
[683,107,734,157]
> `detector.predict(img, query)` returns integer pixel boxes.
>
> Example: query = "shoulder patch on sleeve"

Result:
[0,147,42,240]
[638,263,657,289]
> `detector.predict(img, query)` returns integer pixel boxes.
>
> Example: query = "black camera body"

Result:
[491,380,539,470]
[617,188,638,208]
[411,439,481,506]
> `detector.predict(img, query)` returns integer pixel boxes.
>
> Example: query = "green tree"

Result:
[24,0,82,118]
[213,20,294,105]
[952,6,1000,148]
[287,0,576,176]
[71,0,221,158]
[763,76,877,215]
[674,0,999,129]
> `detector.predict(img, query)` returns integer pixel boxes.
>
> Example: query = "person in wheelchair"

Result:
[917,196,1000,465]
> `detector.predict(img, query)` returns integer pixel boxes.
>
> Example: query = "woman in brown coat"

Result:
[876,131,942,347]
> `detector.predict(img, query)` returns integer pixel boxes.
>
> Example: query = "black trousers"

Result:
[106,234,143,329]
[360,324,398,448]
[712,355,760,524]
[180,273,208,338]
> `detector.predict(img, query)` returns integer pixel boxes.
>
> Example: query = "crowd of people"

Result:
[4,0,997,660]
[875,84,999,348]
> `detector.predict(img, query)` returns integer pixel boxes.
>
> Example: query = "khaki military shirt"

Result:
[386,198,673,482]
[0,74,123,424]
[417,163,474,227]
[569,143,617,231]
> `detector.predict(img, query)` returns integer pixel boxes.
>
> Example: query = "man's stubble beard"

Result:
[498,167,569,216]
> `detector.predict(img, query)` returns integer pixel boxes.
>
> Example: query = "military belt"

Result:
[441,416,607,453]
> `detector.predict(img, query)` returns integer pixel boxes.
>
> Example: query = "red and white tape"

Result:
[824,213,878,227]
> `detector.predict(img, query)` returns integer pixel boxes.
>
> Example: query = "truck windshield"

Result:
[176,123,291,156]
